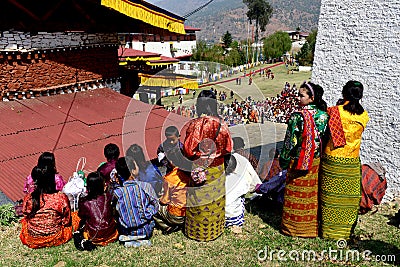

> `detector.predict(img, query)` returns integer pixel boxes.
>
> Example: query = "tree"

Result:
[296,29,317,66]
[243,0,273,61]
[263,31,292,59]
[222,31,233,49]
[192,40,208,61]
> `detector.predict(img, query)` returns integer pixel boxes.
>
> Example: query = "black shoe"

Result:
[162,225,180,235]
[387,217,400,227]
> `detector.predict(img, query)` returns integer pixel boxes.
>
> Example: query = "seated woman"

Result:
[20,166,79,249]
[154,148,189,235]
[77,172,119,246]
[125,144,163,196]
[112,157,159,247]
[23,152,66,194]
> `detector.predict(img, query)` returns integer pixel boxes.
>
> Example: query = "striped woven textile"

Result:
[320,154,361,240]
[281,158,320,238]
[185,165,226,242]
[225,198,245,227]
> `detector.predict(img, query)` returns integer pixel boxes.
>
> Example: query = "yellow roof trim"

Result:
[101,0,186,34]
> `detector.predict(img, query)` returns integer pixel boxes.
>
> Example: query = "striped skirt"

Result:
[320,154,361,240]
[185,165,226,242]
[281,158,320,238]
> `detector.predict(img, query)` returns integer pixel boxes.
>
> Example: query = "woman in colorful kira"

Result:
[320,81,369,240]
[279,81,328,237]
[183,89,232,241]
[20,165,79,248]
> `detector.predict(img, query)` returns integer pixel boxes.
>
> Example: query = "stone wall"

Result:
[0,31,117,50]
[312,0,400,200]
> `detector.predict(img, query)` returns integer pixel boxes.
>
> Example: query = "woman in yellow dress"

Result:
[320,80,369,240]
[183,90,232,241]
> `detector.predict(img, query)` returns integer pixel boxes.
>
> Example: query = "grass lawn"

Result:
[160,63,312,108]
[1,200,399,267]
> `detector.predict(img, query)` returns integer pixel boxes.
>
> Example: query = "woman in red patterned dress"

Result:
[20,165,79,248]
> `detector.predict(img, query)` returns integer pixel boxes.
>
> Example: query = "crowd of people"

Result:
[165,82,300,126]
[19,82,373,250]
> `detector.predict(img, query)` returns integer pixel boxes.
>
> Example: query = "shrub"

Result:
[0,204,19,226]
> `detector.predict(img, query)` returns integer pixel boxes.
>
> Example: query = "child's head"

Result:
[224,154,237,175]
[115,157,131,184]
[125,144,146,170]
[86,171,105,199]
[125,156,139,180]
[164,126,180,146]
[232,137,245,151]
[104,143,120,161]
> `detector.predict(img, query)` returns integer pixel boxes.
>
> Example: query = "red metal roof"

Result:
[118,48,161,58]
[149,56,179,64]
[175,54,193,59]
[184,26,201,31]
[0,88,189,202]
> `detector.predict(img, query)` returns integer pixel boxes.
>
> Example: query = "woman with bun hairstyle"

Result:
[320,81,369,240]
[279,81,329,238]
[23,152,66,194]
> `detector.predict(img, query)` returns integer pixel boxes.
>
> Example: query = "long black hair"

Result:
[300,81,327,111]
[125,144,149,171]
[342,80,365,115]
[37,152,57,173]
[196,89,218,117]
[27,165,57,218]
[86,172,105,199]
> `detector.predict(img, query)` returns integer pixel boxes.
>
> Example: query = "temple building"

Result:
[0,0,187,100]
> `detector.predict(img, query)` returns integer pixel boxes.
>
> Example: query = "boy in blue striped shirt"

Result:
[112,157,159,247]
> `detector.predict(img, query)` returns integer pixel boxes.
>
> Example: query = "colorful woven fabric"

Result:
[327,106,346,148]
[185,165,226,241]
[281,158,320,238]
[296,110,316,171]
[279,105,328,170]
[360,164,387,214]
[20,211,80,249]
[320,154,361,240]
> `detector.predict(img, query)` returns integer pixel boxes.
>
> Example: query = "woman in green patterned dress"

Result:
[279,82,329,237]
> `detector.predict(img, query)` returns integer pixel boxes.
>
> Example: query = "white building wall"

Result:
[129,40,196,58]
[312,0,400,200]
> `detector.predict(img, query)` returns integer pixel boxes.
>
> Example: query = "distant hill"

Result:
[154,0,321,42]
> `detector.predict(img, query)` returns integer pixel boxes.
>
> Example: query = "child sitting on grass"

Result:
[112,157,159,247]
[154,147,189,235]
[78,172,118,246]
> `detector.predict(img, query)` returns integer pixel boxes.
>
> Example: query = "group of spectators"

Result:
[19,82,374,253]
[165,82,300,126]
[19,90,282,250]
